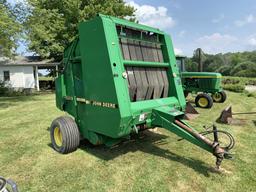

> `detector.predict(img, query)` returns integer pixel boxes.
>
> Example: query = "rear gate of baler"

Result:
[118,27,169,101]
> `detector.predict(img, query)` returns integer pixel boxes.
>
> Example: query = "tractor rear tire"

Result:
[195,93,213,108]
[212,91,227,103]
[50,116,80,154]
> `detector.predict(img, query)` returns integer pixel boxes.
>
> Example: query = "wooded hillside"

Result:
[185,50,256,77]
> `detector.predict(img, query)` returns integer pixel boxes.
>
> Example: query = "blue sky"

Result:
[10,0,256,56]
[127,0,256,56]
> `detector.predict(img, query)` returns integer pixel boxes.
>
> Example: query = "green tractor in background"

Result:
[176,56,227,108]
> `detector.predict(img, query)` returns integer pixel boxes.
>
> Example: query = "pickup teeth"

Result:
[126,67,169,101]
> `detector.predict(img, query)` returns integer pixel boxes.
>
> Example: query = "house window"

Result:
[3,71,10,81]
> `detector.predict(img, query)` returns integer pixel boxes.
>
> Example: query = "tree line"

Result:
[185,50,256,77]
[0,0,134,59]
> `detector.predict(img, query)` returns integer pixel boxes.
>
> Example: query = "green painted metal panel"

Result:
[123,60,169,67]
[181,72,222,93]
[56,14,188,140]
[54,14,220,157]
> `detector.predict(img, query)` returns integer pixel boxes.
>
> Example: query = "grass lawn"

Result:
[0,92,255,192]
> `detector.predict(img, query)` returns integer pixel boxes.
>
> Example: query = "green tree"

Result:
[185,49,256,76]
[185,58,198,72]
[217,65,232,76]
[230,61,256,77]
[0,0,21,57]
[25,0,135,60]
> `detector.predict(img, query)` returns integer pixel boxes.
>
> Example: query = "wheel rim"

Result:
[198,97,208,107]
[54,127,63,147]
[213,92,222,102]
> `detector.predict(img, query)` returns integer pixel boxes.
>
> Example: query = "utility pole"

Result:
[198,48,203,72]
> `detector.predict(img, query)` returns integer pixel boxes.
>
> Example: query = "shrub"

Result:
[0,81,33,96]
[248,80,256,86]
[247,92,256,98]
[222,84,245,93]
[0,81,10,95]
[222,78,240,85]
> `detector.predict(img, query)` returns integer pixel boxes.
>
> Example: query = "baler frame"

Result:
[51,14,234,168]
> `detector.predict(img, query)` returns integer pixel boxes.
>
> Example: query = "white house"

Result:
[0,56,59,91]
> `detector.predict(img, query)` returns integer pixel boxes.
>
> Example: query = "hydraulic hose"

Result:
[200,130,235,151]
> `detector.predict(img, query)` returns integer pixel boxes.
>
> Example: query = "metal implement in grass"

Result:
[219,106,256,124]
[51,14,234,168]
[176,56,227,108]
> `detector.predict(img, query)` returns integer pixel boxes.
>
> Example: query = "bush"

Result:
[222,78,240,85]
[247,92,256,98]
[0,81,33,97]
[0,81,10,95]
[248,79,256,86]
[222,84,245,93]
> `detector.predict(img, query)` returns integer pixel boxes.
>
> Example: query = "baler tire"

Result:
[212,91,227,103]
[195,93,213,108]
[50,116,80,154]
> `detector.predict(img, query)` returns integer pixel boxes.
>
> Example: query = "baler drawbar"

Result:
[50,14,234,168]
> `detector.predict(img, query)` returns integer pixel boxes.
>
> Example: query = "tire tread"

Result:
[50,116,80,154]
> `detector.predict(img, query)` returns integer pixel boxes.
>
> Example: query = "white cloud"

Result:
[235,14,256,27]
[247,34,256,46]
[249,38,256,46]
[174,48,183,55]
[127,1,175,30]
[178,30,186,37]
[212,14,225,23]
[195,33,238,54]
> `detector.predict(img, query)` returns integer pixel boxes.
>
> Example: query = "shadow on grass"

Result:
[0,93,54,108]
[0,103,15,108]
[0,96,39,109]
[79,130,215,177]
[0,95,38,103]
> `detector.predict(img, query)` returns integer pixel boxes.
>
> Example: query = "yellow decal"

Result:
[76,98,118,109]
[64,96,73,101]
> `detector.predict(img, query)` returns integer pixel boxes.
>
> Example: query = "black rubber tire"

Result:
[50,116,80,154]
[195,93,213,108]
[212,91,227,103]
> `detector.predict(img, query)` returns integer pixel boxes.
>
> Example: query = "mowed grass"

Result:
[0,92,255,192]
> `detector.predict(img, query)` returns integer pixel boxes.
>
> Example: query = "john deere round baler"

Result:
[51,14,234,168]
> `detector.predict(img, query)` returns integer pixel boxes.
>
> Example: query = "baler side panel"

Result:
[62,40,79,119]
[55,75,66,110]
[102,17,133,117]
[78,18,122,138]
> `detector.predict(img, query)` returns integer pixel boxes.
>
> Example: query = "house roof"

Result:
[0,56,60,67]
